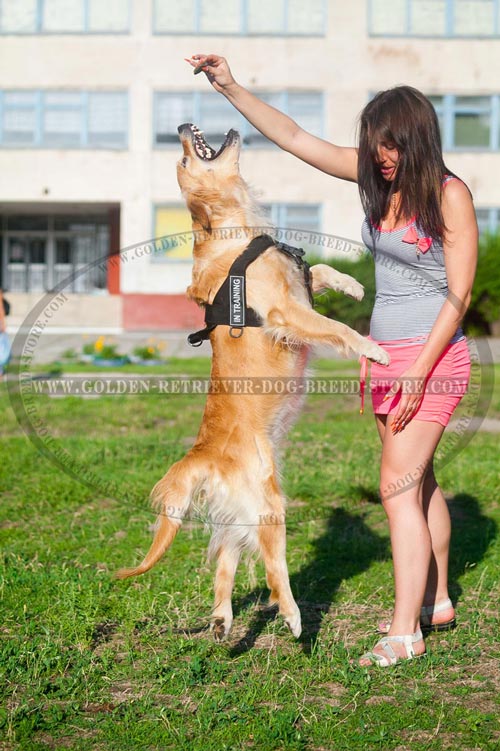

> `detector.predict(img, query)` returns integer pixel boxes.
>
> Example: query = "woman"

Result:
[186,55,478,666]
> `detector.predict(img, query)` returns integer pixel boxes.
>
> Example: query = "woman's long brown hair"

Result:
[357,86,456,242]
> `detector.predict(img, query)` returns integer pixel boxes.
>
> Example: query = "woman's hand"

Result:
[185,54,236,94]
[384,363,430,434]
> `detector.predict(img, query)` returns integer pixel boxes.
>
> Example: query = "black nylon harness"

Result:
[187,233,313,347]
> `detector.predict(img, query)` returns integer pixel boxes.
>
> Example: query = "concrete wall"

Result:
[6,291,122,332]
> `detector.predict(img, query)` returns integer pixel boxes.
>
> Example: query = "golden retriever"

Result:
[116,124,389,640]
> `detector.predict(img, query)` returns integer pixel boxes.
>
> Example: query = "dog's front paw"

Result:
[341,275,364,301]
[283,607,302,639]
[362,339,390,366]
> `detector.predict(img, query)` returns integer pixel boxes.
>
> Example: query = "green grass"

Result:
[1,359,499,750]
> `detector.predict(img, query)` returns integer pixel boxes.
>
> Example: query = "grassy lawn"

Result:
[1,356,499,750]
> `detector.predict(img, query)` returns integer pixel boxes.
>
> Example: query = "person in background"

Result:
[0,289,9,380]
[186,54,478,666]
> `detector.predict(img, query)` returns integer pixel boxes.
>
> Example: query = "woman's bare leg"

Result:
[374,416,454,627]
[421,467,455,622]
[360,416,446,664]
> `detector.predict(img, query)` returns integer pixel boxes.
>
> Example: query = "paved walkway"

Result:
[6,328,500,365]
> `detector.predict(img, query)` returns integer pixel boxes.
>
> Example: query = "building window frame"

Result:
[368,0,500,38]
[262,203,322,232]
[152,0,327,36]
[431,94,500,151]
[0,0,131,35]
[153,90,324,149]
[0,89,128,149]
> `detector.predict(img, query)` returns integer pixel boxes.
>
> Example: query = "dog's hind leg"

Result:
[211,545,241,641]
[258,478,301,638]
[114,459,198,580]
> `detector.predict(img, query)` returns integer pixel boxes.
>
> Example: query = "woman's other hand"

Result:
[384,363,430,433]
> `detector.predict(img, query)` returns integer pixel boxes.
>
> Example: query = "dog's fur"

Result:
[116,124,389,640]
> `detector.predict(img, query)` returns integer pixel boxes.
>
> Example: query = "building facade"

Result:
[1,0,499,334]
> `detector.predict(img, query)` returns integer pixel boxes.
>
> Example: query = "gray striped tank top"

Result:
[361,177,463,343]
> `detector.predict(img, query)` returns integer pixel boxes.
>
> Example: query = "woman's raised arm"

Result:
[186,54,358,183]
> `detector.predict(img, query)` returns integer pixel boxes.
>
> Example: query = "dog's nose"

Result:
[178,123,194,136]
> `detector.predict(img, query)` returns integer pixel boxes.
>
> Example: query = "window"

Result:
[43,92,83,148]
[0,91,128,149]
[154,91,323,148]
[0,0,129,33]
[429,94,500,150]
[1,92,38,146]
[0,0,37,32]
[411,0,447,36]
[153,0,325,35]
[262,204,322,254]
[88,93,128,148]
[454,0,497,34]
[475,208,500,235]
[43,0,84,32]
[369,0,500,36]
[453,96,491,148]
[263,204,321,233]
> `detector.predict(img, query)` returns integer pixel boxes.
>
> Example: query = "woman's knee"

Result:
[379,450,435,499]
[379,467,426,505]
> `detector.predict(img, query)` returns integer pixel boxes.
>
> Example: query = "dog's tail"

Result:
[114,459,199,580]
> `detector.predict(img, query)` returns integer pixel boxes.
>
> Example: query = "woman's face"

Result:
[376,142,400,182]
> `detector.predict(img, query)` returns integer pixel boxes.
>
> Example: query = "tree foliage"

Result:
[464,232,500,335]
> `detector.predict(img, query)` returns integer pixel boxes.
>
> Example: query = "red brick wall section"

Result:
[107,206,121,295]
[122,294,205,331]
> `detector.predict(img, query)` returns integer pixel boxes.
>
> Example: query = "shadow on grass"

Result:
[228,507,389,657]
[227,492,496,656]
[447,493,497,605]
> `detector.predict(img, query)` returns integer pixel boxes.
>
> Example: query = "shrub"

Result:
[132,340,166,361]
[464,232,500,336]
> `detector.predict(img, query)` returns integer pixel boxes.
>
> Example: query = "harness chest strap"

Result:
[188,234,312,347]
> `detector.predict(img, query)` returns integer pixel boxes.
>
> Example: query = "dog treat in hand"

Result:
[194,59,210,74]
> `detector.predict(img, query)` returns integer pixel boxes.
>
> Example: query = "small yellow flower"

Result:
[94,336,105,353]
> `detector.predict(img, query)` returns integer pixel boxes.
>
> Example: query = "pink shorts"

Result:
[369,337,471,427]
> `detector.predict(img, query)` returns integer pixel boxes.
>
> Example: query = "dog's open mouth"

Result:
[179,123,239,161]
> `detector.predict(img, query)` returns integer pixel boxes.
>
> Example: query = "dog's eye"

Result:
[181,156,188,167]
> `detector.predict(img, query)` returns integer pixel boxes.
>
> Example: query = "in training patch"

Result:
[229,275,245,327]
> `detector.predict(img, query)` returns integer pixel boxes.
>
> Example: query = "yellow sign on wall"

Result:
[154,206,193,260]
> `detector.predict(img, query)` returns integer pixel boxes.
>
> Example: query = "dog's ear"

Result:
[188,198,212,234]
